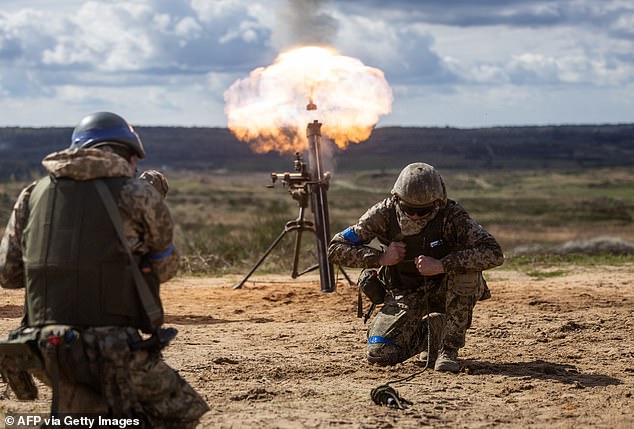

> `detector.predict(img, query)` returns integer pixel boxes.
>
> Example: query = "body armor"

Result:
[384,201,454,289]
[23,176,155,329]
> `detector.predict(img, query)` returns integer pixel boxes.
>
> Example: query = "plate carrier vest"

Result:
[23,176,154,329]
[383,200,456,289]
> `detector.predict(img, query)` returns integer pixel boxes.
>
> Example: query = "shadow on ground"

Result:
[463,359,621,387]
[0,305,23,318]
[165,314,274,325]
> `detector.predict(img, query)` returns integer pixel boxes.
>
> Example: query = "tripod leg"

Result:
[233,229,289,289]
[297,263,320,276]
[291,228,303,278]
[337,265,355,286]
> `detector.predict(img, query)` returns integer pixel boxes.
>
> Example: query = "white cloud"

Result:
[219,21,264,44]
[508,53,561,83]
[447,52,634,87]
[0,0,632,127]
[190,0,245,21]
[334,15,399,67]
[384,83,634,128]
[333,14,457,86]
[174,17,203,39]
[611,12,634,38]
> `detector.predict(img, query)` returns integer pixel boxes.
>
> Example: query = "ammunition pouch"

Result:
[39,325,94,386]
[358,269,386,305]
[0,327,43,400]
[356,269,387,324]
[447,272,483,297]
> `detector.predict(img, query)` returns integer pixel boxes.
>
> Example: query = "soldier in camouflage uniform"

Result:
[0,112,208,426]
[328,163,503,372]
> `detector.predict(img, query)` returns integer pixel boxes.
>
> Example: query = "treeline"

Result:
[0,124,632,180]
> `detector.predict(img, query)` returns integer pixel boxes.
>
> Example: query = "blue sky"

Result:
[1,0,633,128]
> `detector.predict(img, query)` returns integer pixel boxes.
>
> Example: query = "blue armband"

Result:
[148,243,174,261]
[368,336,399,347]
[342,227,363,245]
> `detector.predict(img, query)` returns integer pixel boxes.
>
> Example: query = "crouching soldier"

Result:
[328,162,504,372]
[0,112,208,426]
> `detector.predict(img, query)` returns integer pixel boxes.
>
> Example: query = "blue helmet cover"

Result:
[69,112,145,158]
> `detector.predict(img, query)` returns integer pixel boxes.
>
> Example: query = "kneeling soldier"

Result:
[328,162,504,372]
[0,112,208,426]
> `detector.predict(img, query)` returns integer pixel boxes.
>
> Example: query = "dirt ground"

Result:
[0,265,633,428]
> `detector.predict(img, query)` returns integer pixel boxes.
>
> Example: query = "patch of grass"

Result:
[0,181,31,228]
[2,167,633,276]
[505,253,634,271]
[170,167,634,275]
[523,269,568,279]
[177,201,320,276]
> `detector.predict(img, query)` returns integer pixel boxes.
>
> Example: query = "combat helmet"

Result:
[70,112,145,159]
[391,162,446,207]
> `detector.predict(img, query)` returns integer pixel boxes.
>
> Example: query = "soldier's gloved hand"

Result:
[415,255,445,276]
[379,241,406,266]
[139,170,169,198]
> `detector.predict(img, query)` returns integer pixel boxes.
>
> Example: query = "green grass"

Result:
[176,202,319,276]
[505,253,634,270]
[523,269,568,279]
[500,253,633,280]
[1,167,633,276]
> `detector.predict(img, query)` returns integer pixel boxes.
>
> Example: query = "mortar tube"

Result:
[307,120,336,293]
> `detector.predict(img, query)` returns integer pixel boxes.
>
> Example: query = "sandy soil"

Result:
[0,265,633,428]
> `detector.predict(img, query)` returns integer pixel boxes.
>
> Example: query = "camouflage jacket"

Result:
[328,196,504,273]
[0,148,179,289]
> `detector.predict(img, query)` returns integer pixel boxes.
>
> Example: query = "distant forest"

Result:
[0,124,632,180]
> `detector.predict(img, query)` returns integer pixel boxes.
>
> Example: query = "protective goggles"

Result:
[399,201,436,217]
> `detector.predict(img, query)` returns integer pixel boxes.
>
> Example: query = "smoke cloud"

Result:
[275,0,339,47]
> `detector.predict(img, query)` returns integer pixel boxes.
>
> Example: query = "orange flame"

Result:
[224,46,393,154]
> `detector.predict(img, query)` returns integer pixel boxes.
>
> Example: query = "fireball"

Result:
[224,46,393,153]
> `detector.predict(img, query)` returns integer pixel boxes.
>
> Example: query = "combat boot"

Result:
[418,313,445,366]
[434,348,460,373]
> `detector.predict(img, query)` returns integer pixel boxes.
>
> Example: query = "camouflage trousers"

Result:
[367,272,484,365]
[35,326,209,428]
